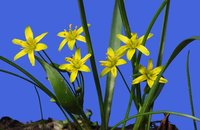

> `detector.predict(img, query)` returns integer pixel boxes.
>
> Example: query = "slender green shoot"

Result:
[117,67,131,93]
[137,0,168,64]
[34,86,44,121]
[157,0,170,66]
[186,51,197,130]
[122,87,134,130]
[104,1,123,129]
[77,1,105,129]
[117,0,132,38]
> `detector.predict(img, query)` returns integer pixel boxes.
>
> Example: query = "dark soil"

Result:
[0,116,178,130]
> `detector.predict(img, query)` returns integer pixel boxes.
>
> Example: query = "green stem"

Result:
[137,0,168,64]
[34,86,44,121]
[77,1,105,129]
[117,67,131,93]
[117,0,132,38]
[122,87,134,130]
[157,0,170,66]
[186,51,197,130]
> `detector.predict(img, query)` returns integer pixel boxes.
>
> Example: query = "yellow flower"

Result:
[12,26,48,66]
[100,47,127,78]
[57,24,89,51]
[116,33,153,60]
[59,48,91,83]
[132,59,168,88]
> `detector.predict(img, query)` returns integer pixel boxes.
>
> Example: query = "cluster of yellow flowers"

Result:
[100,31,167,88]
[12,25,167,88]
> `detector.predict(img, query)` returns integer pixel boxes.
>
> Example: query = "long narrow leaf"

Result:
[157,0,170,66]
[186,51,197,130]
[77,1,105,129]
[104,1,123,129]
[111,110,200,130]
[0,56,55,99]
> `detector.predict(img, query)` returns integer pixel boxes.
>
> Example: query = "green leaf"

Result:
[186,51,197,130]
[104,1,123,129]
[36,56,83,115]
[111,110,200,130]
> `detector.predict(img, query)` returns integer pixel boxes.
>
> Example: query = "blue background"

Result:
[0,0,200,129]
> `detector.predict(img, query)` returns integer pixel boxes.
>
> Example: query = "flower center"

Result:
[73,60,81,69]
[26,39,37,52]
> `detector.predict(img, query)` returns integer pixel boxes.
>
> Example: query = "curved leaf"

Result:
[36,56,83,115]
[111,110,200,130]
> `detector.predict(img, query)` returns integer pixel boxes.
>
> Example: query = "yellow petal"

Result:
[111,67,117,77]
[76,24,90,35]
[12,39,28,47]
[35,43,47,51]
[57,31,68,38]
[81,53,91,64]
[107,48,115,58]
[79,65,90,72]
[159,77,168,83]
[130,33,138,41]
[59,64,71,71]
[151,66,163,75]
[100,61,111,67]
[116,34,130,44]
[68,40,76,50]
[25,26,33,41]
[100,67,111,77]
[147,59,153,70]
[132,75,147,84]
[116,59,126,66]
[116,46,127,57]
[58,39,68,51]
[138,33,153,43]
[65,57,73,63]
[76,35,86,43]
[137,45,150,56]
[70,70,78,83]
[74,48,81,61]
[139,65,146,74]
[28,51,35,66]
[127,49,135,61]
[147,79,154,88]
[35,32,48,43]
[14,49,28,61]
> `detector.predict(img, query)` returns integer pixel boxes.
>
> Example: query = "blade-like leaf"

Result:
[111,110,200,130]
[186,51,197,130]
[36,56,83,115]
[104,1,123,129]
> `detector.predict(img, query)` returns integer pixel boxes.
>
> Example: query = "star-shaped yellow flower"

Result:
[100,47,127,78]
[57,24,89,51]
[12,26,48,66]
[116,33,153,60]
[132,59,168,88]
[59,48,91,83]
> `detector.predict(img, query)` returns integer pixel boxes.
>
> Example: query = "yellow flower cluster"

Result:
[12,25,167,87]
[100,32,167,88]
[13,25,91,83]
